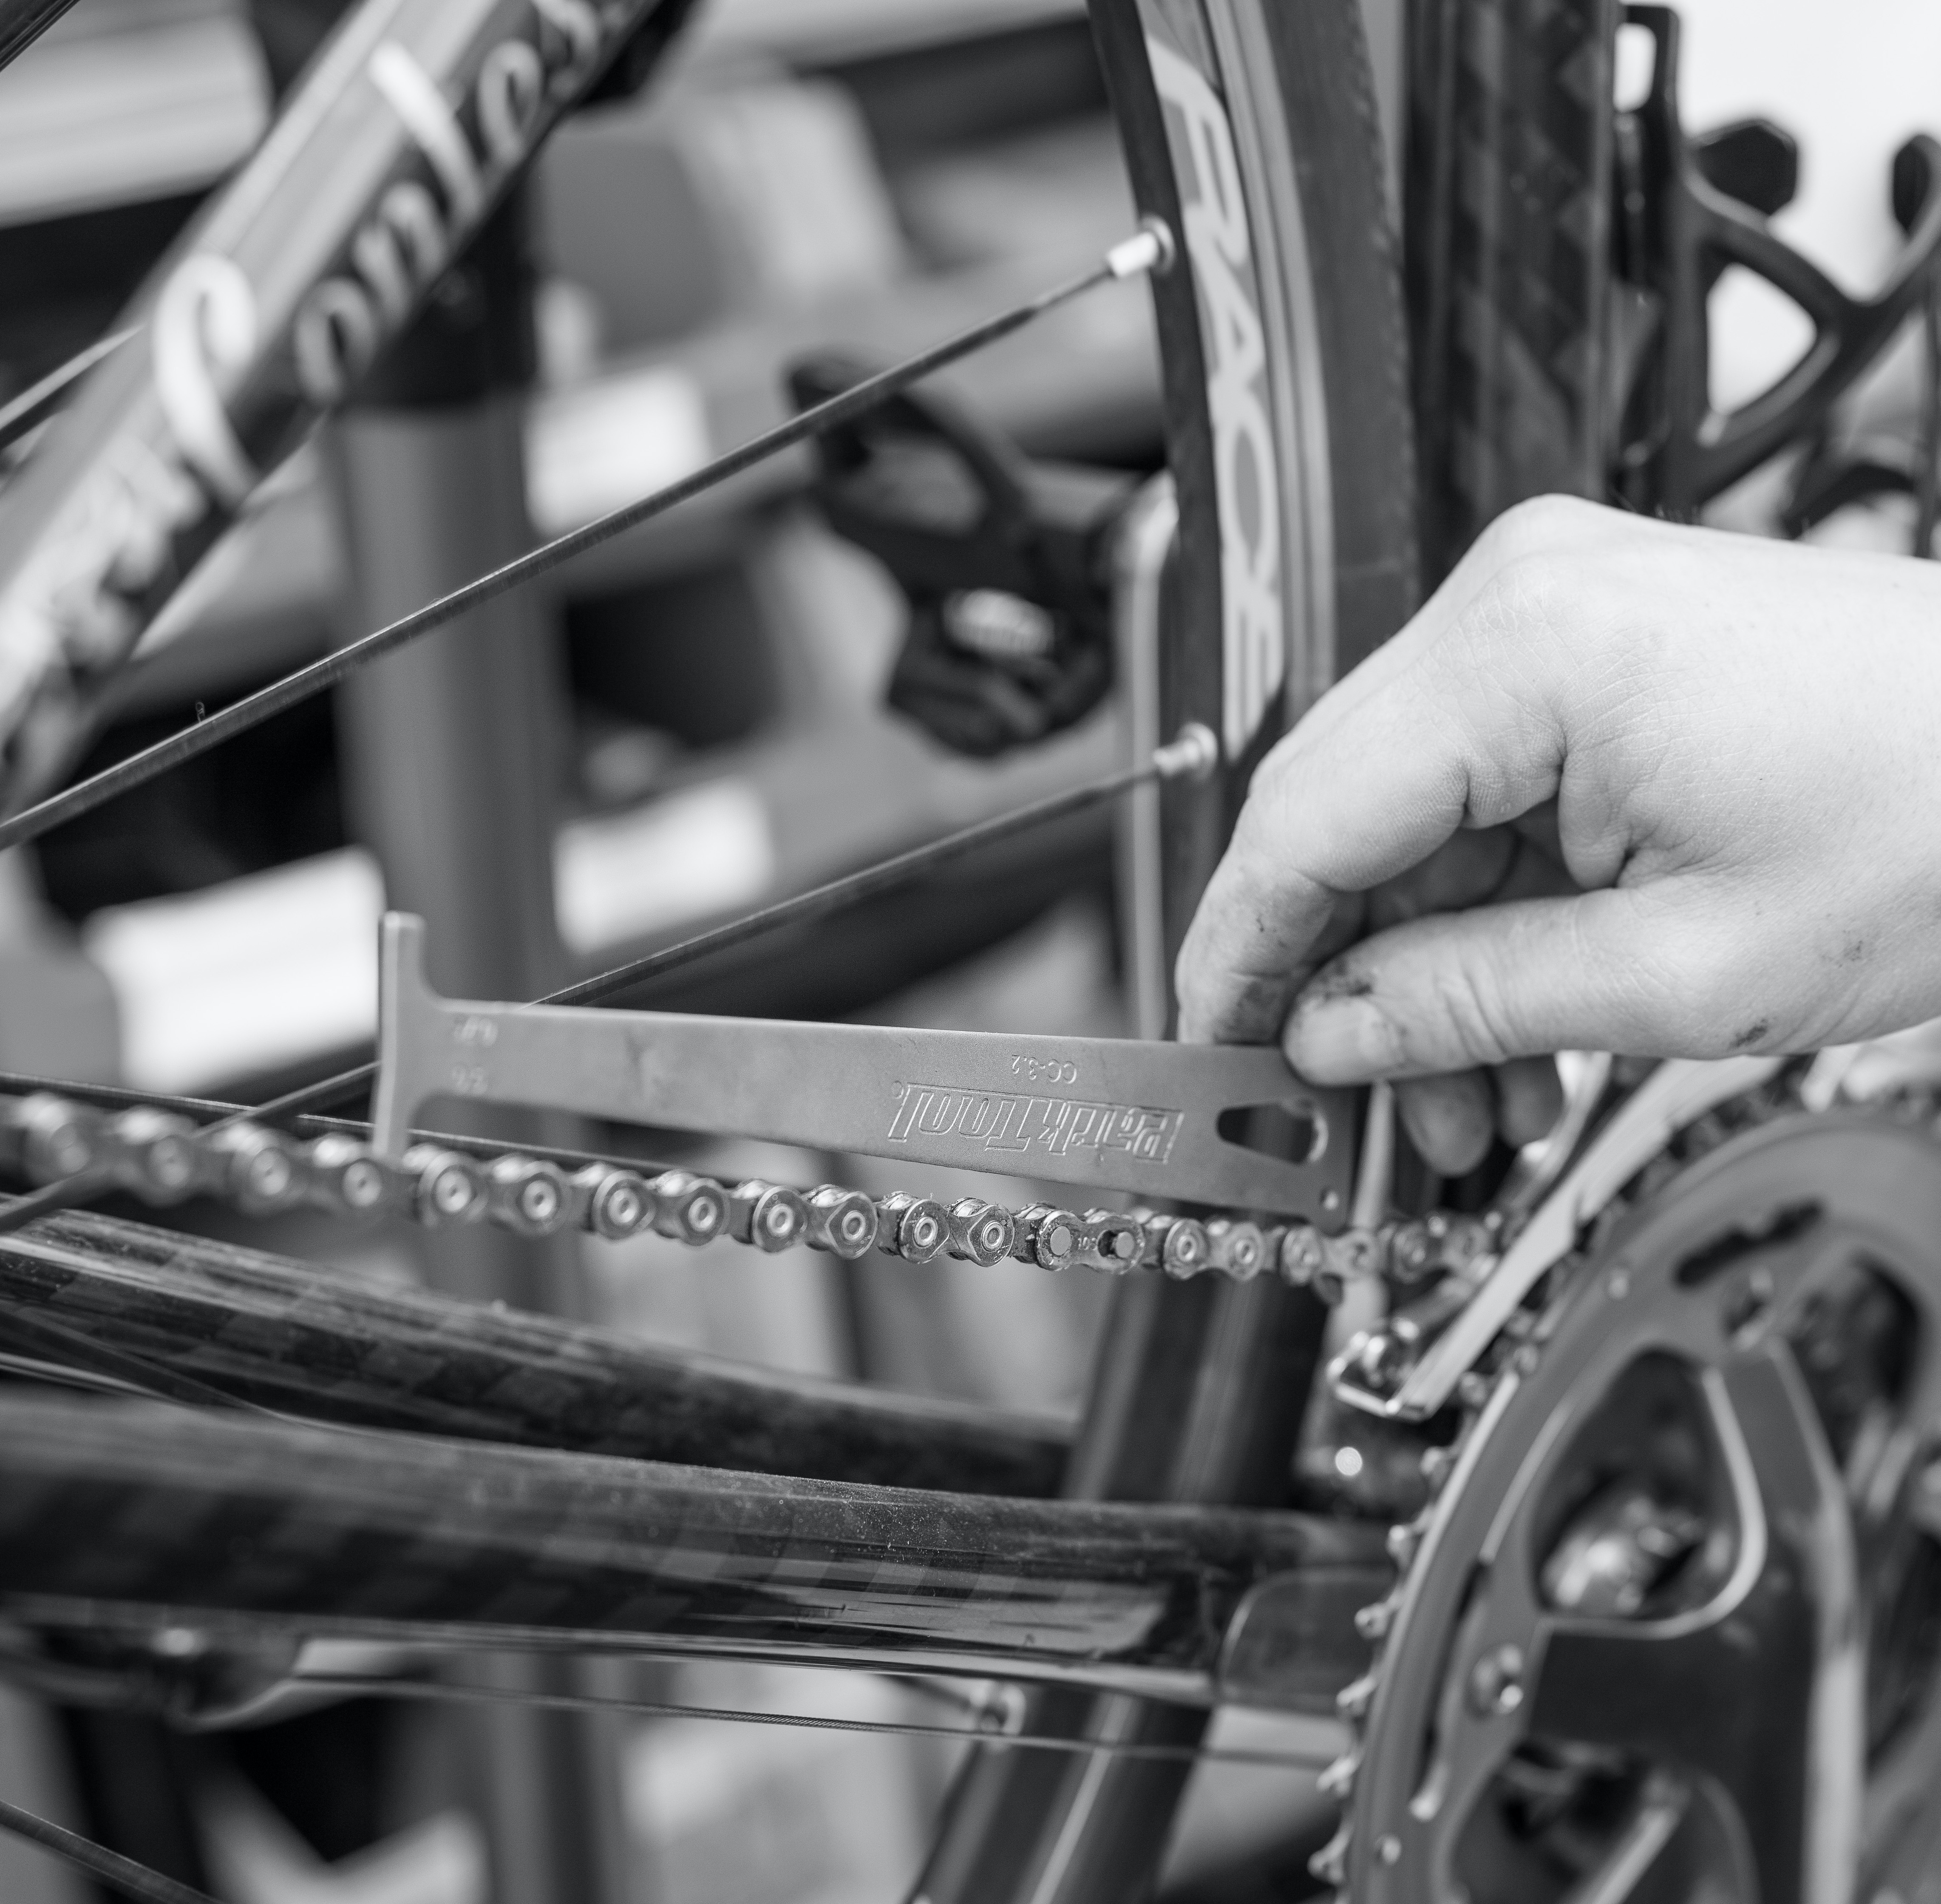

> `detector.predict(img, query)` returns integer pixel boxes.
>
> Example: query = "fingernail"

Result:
[1289,996,1403,1081]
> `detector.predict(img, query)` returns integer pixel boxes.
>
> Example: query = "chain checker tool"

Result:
[370,914,1357,1230]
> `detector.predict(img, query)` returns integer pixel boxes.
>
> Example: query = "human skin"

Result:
[1174,495,1941,1174]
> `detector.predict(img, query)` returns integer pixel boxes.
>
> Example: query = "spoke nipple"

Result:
[1153,722,1219,784]
[1378,1836,1403,1867]
[1107,215,1176,280]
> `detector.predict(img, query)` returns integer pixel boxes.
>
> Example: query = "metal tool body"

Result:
[372,915,1356,1225]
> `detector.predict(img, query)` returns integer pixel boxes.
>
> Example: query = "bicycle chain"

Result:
[0,1086,1497,1292]
[1303,1065,1815,1897]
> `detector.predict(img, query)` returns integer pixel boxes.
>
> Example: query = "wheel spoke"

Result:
[0,230,1169,866]
[0,725,1216,1240]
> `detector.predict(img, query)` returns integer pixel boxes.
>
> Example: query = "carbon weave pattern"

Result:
[0,1396,1388,1694]
[0,1208,1067,1495]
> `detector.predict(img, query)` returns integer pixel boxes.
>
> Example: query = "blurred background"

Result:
[0,0,1934,1900]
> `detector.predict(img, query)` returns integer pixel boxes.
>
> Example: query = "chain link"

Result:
[0,1086,1499,1291]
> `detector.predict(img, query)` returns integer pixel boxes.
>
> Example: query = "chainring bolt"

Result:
[1466,1643,1525,1717]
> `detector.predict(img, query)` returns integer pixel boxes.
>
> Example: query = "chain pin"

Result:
[1082,1211,1144,1272]
[304,1135,395,1215]
[1015,1204,1081,1272]
[1,1094,102,1183]
[402,1144,486,1226]
[486,1155,572,1237]
[727,1181,810,1253]
[805,1186,879,1260]
[650,1170,728,1246]
[107,1108,203,1203]
[1206,1218,1267,1281]
[946,1198,1014,1266]
[1147,1213,1210,1278]
[205,1123,303,1214]
[878,1193,951,1263]
[573,1163,653,1240]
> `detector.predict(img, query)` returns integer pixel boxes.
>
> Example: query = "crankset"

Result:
[1325,1079,1941,1904]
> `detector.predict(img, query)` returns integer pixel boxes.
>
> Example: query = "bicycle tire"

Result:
[1406,0,1618,584]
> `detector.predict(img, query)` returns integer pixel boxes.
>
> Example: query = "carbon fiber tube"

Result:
[0,1397,1387,1705]
[0,1209,1069,1495]
[0,0,683,799]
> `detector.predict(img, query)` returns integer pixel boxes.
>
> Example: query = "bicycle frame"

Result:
[0,1389,1384,1713]
[0,0,687,804]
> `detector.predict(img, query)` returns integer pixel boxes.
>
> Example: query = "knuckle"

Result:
[1482,493,1600,569]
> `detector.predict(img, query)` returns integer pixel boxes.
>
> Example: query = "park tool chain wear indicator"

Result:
[370,915,1356,1227]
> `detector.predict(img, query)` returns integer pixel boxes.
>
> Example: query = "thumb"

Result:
[1283,887,1703,1080]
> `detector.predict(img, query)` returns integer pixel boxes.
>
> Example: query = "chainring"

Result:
[1342,1098,1941,1904]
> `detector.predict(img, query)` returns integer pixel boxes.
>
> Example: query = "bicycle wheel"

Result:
[0,0,1414,1899]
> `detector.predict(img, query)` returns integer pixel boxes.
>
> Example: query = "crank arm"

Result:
[371,915,1358,1226]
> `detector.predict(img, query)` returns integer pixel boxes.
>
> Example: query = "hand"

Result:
[1175,496,1941,1173]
